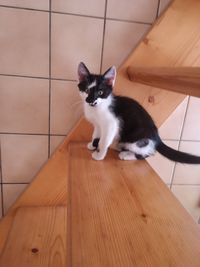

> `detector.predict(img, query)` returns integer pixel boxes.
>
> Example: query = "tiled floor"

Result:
[0,0,199,224]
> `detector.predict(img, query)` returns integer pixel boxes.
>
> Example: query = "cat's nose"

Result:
[86,96,97,106]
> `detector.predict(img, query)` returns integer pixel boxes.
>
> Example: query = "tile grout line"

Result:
[100,0,108,73]
[0,4,49,13]
[53,10,152,25]
[169,161,176,191]
[48,0,52,158]
[156,0,161,19]
[0,73,76,82]
[170,97,190,190]
[0,73,49,80]
[0,132,66,137]
[0,4,152,25]
[51,77,76,82]
[107,17,151,26]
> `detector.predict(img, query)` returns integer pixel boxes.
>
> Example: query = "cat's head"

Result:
[77,62,116,107]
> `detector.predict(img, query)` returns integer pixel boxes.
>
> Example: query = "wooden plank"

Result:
[0,118,92,254]
[0,206,67,267]
[127,67,200,97]
[115,0,200,126]
[69,143,200,266]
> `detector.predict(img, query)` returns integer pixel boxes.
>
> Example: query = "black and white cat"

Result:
[78,62,200,163]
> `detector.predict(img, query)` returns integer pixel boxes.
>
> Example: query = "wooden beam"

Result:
[0,207,67,267]
[127,67,200,97]
[69,143,200,266]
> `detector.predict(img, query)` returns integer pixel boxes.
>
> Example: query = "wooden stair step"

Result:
[0,119,90,253]
[68,142,200,266]
[0,206,67,267]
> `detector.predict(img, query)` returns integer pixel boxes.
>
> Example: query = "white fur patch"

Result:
[88,80,97,89]
[120,140,156,157]
[119,151,136,160]
[83,95,120,159]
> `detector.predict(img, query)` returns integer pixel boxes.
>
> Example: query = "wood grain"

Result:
[127,67,200,97]
[69,143,200,266]
[0,207,67,267]
[115,0,200,126]
[0,118,91,253]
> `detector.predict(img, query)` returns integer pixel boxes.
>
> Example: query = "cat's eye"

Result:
[98,90,103,96]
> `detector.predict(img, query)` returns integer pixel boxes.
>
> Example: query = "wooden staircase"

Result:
[1,143,200,266]
[1,0,200,266]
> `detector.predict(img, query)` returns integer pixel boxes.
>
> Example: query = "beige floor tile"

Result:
[0,76,49,134]
[172,185,200,221]
[182,97,200,141]
[52,0,105,17]
[107,0,158,23]
[159,97,188,140]
[1,135,48,183]
[147,140,178,184]
[51,80,83,135]
[50,135,66,156]
[51,13,103,79]
[158,0,172,16]
[0,0,49,10]
[0,8,49,76]
[102,20,150,70]
[173,141,200,184]
[3,184,28,214]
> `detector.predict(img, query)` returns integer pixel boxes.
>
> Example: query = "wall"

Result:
[0,0,199,223]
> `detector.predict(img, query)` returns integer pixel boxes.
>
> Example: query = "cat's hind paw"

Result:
[119,151,136,161]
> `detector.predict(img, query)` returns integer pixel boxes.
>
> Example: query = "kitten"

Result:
[77,62,200,163]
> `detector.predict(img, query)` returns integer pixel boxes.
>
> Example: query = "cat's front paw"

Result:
[87,142,96,151]
[92,151,105,161]
[87,138,100,151]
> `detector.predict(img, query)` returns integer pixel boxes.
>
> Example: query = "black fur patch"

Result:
[136,139,149,148]
[92,138,100,149]
[135,154,146,160]
[110,96,158,143]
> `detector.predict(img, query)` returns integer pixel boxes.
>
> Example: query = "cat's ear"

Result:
[78,62,90,82]
[103,66,116,87]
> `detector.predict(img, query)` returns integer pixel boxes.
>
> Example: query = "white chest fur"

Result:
[84,96,119,139]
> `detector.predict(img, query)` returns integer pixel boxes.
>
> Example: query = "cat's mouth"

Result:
[89,102,97,107]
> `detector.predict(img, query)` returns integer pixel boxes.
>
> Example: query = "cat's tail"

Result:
[156,139,200,164]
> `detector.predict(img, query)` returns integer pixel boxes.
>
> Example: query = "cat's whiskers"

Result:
[69,100,83,109]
